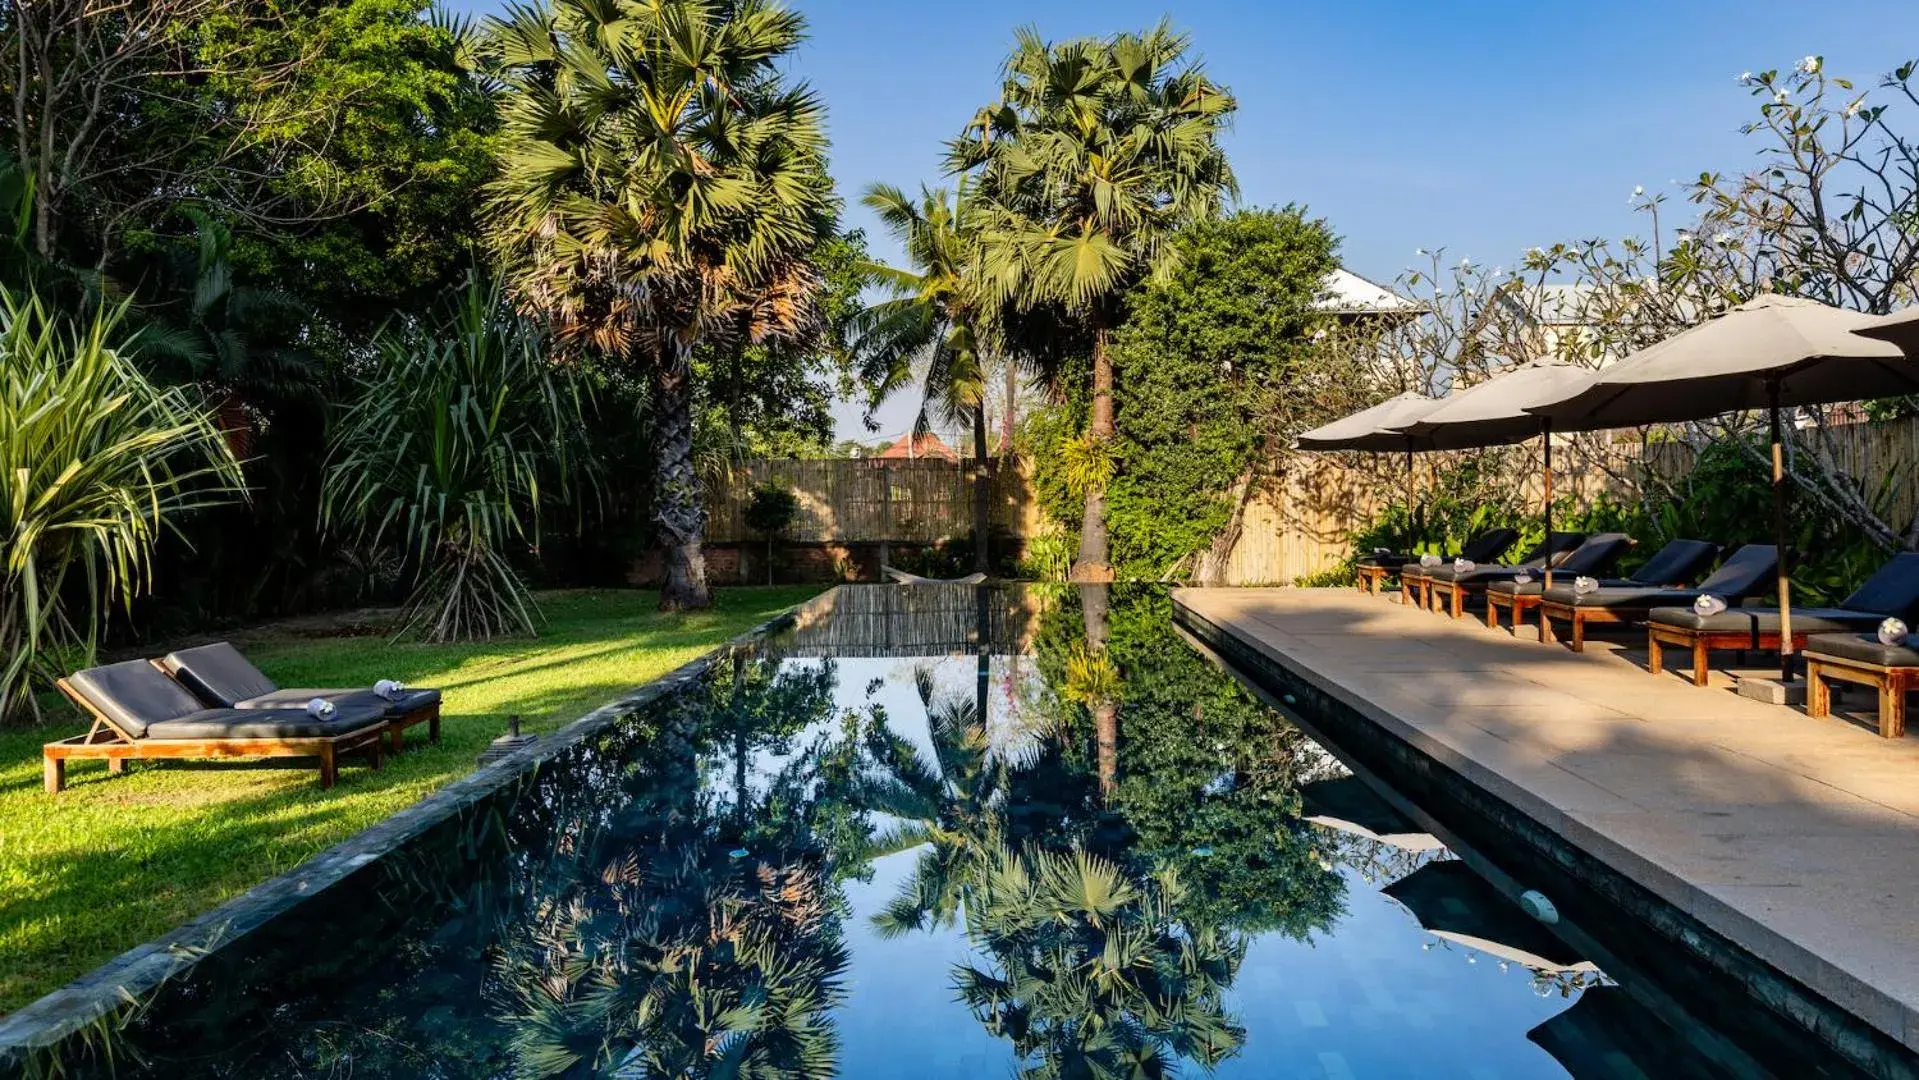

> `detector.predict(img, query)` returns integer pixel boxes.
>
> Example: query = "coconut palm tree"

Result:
[484,0,835,611]
[949,22,1236,581]
[849,183,998,573]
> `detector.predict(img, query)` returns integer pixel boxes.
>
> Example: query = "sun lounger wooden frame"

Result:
[1646,624,1809,688]
[1805,652,1914,739]
[1538,594,1695,652]
[43,675,386,794]
[1356,563,1394,595]
[1484,586,1546,631]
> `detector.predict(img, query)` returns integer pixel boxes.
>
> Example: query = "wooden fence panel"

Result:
[704,418,1919,583]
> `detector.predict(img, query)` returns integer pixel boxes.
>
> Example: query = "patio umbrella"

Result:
[1299,776,1444,852]
[1393,361,1599,587]
[1383,860,1597,974]
[1296,390,1443,551]
[1529,295,1919,681]
[1526,989,1726,1080]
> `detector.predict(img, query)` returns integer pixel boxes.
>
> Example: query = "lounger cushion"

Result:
[1540,586,1703,610]
[1838,551,1919,616]
[1803,634,1919,669]
[160,642,279,708]
[1647,607,1886,635]
[1692,544,1781,600]
[234,687,441,715]
[1625,539,1719,587]
[142,703,387,741]
[1357,553,1415,569]
[1489,576,1635,599]
[66,660,214,739]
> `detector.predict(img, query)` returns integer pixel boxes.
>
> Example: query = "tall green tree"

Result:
[849,183,997,572]
[949,21,1237,581]
[484,0,835,611]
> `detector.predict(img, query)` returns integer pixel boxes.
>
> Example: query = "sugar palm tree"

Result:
[949,22,1236,581]
[484,0,834,611]
[849,183,997,572]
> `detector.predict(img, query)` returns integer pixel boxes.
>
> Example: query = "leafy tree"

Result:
[484,0,835,611]
[0,291,242,721]
[850,183,997,572]
[1103,208,1341,581]
[950,21,1237,582]
[744,483,800,585]
[323,276,591,641]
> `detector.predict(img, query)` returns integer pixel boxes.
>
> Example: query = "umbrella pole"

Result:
[1542,419,1555,589]
[1770,380,1794,682]
[1406,443,1418,549]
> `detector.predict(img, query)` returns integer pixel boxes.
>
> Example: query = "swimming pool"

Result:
[5,585,1876,1077]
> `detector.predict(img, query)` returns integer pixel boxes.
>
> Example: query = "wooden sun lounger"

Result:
[1424,533,1614,620]
[1534,543,1771,652]
[161,642,443,753]
[1803,633,1919,738]
[44,664,387,794]
[1645,553,1919,688]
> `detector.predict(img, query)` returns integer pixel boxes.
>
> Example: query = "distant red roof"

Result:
[875,432,960,462]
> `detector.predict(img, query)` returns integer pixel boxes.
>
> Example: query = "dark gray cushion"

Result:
[1647,607,1885,635]
[1626,539,1719,587]
[1459,528,1522,564]
[143,702,387,741]
[1357,553,1414,569]
[1555,533,1634,576]
[1839,552,1919,617]
[1490,576,1635,599]
[66,660,212,739]
[1804,633,1919,669]
[1546,586,1705,610]
[1693,544,1780,601]
[162,642,278,708]
[233,687,441,716]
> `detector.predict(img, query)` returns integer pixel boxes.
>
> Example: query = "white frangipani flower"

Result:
[1846,97,1865,117]
[1739,71,1753,83]
[1415,248,1426,257]
[1774,89,1790,104]
[1632,184,1644,196]
[1799,55,1821,75]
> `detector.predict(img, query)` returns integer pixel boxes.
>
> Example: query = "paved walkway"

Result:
[1175,586,1919,1055]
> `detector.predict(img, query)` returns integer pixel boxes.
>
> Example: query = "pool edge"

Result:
[0,586,844,1064]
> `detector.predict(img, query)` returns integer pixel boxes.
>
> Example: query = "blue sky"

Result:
[452,0,1919,439]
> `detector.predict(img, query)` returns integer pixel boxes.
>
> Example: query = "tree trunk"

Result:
[1078,583,1117,800]
[972,405,991,573]
[656,339,711,611]
[1072,324,1114,582]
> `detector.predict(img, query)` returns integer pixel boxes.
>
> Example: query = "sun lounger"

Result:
[1355,528,1520,599]
[1534,543,1775,651]
[44,659,388,793]
[1426,533,1624,619]
[1647,552,1919,687]
[1804,633,1919,738]
[1485,538,1719,633]
[161,642,442,752]
[1402,531,1585,614]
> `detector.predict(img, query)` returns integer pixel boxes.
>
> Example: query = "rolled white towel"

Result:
[374,679,407,702]
[1572,576,1599,595]
[1373,547,1394,557]
[1453,558,1477,574]
[1418,554,1441,568]
[1512,570,1532,586]
[1878,617,1909,646]
[1693,594,1728,616]
[305,697,337,720]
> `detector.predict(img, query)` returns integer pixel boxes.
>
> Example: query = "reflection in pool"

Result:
[35,585,1846,1078]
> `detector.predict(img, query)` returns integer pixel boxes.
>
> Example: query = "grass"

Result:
[0,585,821,1015]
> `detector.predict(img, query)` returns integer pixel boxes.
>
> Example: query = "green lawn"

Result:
[0,586,820,1014]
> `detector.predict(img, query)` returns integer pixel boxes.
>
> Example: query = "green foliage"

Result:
[323,277,592,641]
[0,292,242,722]
[1103,208,1342,578]
[744,484,801,539]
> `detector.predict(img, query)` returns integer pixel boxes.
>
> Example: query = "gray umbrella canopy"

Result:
[1529,295,1912,429]
[1395,361,1597,449]
[1855,305,1919,355]
[1295,391,1441,451]
[1526,294,1919,681]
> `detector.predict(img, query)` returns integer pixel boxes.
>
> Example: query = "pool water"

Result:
[36,585,1860,1078]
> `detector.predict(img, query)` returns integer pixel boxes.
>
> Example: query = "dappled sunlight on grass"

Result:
[0,585,820,1013]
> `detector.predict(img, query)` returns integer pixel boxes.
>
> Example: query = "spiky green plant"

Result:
[0,291,242,722]
[950,22,1237,579]
[322,276,589,643]
[483,0,835,612]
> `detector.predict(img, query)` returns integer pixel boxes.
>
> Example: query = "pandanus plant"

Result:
[323,276,591,642]
[0,291,242,722]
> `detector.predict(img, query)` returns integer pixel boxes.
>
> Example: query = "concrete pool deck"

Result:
[1174,586,1919,1059]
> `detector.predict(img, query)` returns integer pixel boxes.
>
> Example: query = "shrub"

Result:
[743,483,800,585]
